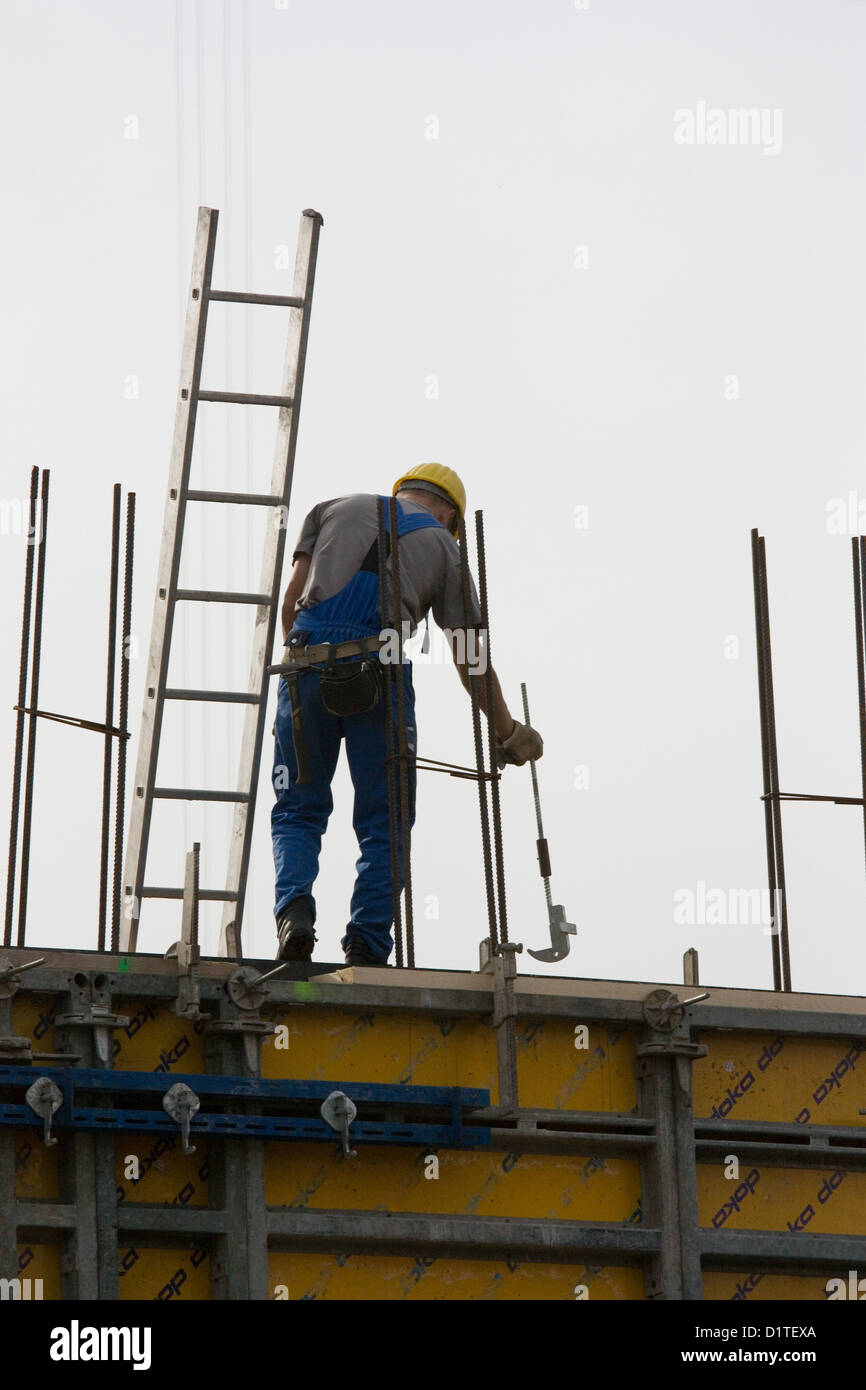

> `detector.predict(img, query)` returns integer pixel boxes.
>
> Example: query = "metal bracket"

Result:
[637,1040,709,1062]
[205,1016,277,1076]
[166,842,211,1021]
[25,1076,63,1146]
[479,940,523,1111]
[480,939,523,1024]
[55,1008,130,1066]
[162,1081,200,1154]
[320,1089,357,1158]
[0,1036,33,1064]
[642,988,710,1033]
[0,956,45,999]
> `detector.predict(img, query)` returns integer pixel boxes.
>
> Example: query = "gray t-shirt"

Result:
[293,493,481,632]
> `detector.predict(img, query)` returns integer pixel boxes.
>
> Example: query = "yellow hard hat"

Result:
[392,462,466,537]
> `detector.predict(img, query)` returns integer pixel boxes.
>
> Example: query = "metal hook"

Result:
[162,1081,200,1155]
[320,1090,358,1159]
[25,1076,62,1147]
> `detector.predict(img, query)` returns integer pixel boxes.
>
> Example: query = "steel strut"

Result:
[388,497,415,967]
[522,682,577,963]
[378,497,404,968]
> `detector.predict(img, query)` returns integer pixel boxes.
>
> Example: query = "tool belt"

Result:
[319,640,384,718]
[274,635,390,670]
[272,636,392,784]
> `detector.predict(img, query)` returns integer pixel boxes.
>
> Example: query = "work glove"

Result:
[496,720,543,768]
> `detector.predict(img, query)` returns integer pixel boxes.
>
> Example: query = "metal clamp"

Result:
[0,956,45,999]
[25,1076,63,1147]
[226,965,277,1013]
[320,1090,357,1159]
[643,988,710,1033]
[162,1081,200,1155]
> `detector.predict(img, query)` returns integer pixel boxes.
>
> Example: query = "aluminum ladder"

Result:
[120,205,323,958]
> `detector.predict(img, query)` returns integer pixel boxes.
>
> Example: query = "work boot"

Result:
[276,900,317,962]
[343,935,390,968]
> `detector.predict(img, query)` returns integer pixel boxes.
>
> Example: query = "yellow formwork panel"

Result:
[515,1021,637,1113]
[265,1142,642,1223]
[261,1006,497,1096]
[703,1270,846,1301]
[14,1129,60,1200]
[11,993,59,1052]
[115,1138,210,1208]
[117,1245,211,1300]
[698,1163,866,1235]
[111,998,207,1074]
[268,1251,645,1300]
[16,1241,62,1300]
[694,1032,865,1127]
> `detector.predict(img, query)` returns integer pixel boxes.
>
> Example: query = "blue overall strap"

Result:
[294,497,444,642]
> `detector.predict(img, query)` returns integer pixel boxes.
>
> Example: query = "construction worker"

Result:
[271,463,543,966]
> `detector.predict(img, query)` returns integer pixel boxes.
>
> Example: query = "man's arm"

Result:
[281,554,312,640]
[449,630,543,763]
[452,647,515,742]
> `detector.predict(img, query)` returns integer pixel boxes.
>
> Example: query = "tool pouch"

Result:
[320,646,383,718]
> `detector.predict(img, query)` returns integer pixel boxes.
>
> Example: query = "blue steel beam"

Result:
[0,1066,489,1109]
[0,1103,490,1149]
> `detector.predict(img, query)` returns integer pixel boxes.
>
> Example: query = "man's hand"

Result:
[496,720,543,768]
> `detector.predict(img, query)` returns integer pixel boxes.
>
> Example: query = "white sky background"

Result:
[1,0,865,995]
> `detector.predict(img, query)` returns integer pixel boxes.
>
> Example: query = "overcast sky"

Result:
[1,0,865,996]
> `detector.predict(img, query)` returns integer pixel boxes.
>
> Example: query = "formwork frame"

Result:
[3,950,866,1300]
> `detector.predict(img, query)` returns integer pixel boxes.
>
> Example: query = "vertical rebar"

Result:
[4,467,39,946]
[388,496,415,967]
[457,515,497,948]
[112,492,136,952]
[750,529,781,990]
[853,537,866,895]
[16,469,50,947]
[377,497,404,968]
[475,510,508,944]
[758,536,791,991]
[99,485,122,952]
[751,530,791,990]
[191,840,200,950]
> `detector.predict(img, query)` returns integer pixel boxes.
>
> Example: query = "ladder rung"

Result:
[142,886,239,901]
[199,390,294,408]
[175,589,272,605]
[165,688,260,704]
[208,290,304,308]
[187,489,284,507]
[153,788,250,802]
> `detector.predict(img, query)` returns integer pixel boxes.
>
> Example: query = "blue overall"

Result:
[271,499,444,961]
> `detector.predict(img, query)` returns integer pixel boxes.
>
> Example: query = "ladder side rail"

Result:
[120,208,220,951]
[219,209,323,957]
